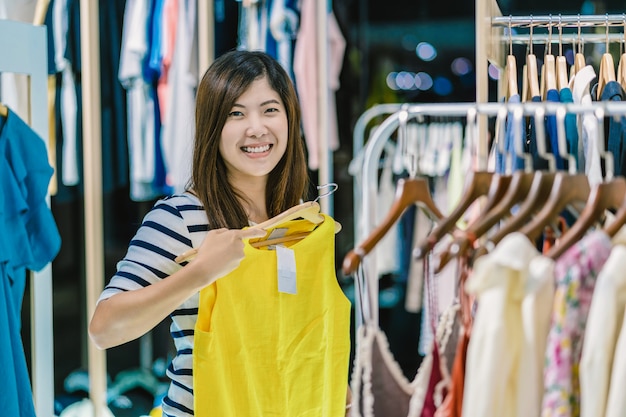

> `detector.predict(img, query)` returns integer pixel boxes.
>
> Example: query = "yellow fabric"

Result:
[194,214,351,416]
[149,406,162,417]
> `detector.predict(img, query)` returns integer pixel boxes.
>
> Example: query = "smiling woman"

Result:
[89,50,352,417]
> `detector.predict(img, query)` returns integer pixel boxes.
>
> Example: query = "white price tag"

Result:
[276,245,297,294]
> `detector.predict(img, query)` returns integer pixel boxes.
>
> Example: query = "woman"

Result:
[89,50,352,416]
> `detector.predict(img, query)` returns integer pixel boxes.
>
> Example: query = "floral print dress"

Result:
[541,230,612,417]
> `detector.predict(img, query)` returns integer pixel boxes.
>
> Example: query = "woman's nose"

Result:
[246,116,268,138]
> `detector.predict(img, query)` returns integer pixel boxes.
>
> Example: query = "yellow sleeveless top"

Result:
[193,214,351,416]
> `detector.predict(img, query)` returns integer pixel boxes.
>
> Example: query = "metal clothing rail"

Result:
[492,13,626,28]
[352,103,405,245]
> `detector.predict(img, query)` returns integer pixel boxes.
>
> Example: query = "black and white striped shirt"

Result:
[99,193,209,416]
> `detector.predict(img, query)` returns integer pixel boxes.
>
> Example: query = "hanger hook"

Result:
[547,14,553,55]
[558,14,563,56]
[397,104,418,178]
[529,15,534,55]
[508,15,513,55]
[606,13,610,52]
[623,13,625,54]
[314,183,339,203]
[577,14,582,54]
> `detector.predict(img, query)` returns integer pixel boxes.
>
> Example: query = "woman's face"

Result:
[219,76,288,187]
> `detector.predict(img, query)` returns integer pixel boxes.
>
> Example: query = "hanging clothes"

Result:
[541,230,611,417]
[579,225,626,417]
[292,0,345,170]
[0,109,61,417]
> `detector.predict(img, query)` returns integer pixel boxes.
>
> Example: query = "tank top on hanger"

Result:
[193,214,351,416]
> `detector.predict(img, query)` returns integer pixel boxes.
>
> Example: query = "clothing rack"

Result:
[0,18,53,417]
[356,100,626,323]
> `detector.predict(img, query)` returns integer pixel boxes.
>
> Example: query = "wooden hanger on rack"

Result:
[33,0,50,26]
[547,177,625,259]
[472,170,557,260]
[618,16,626,93]
[524,20,541,102]
[504,18,519,99]
[342,176,444,275]
[541,18,557,100]
[556,18,570,91]
[548,107,621,258]
[0,103,7,117]
[574,21,587,77]
[597,16,616,100]
[342,107,444,276]
[517,171,590,243]
[433,171,512,271]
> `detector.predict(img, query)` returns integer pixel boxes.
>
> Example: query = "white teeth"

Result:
[242,144,271,153]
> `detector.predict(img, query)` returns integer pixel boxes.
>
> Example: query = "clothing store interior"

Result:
[5,0,626,415]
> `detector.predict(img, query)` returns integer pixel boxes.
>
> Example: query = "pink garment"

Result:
[292,0,346,170]
[541,231,611,417]
[157,0,178,121]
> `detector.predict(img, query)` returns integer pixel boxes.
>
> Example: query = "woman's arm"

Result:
[89,226,265,349]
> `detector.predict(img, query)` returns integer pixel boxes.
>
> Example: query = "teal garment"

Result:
[0,109,61,417]
[559,88,579,171]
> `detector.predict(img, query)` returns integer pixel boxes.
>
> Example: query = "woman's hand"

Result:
[189,227,267,287]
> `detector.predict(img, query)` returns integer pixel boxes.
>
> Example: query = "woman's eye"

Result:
[265,107,279,113]
[228,111,244,117]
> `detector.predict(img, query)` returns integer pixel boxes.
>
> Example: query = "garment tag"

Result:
[276,245,297,294]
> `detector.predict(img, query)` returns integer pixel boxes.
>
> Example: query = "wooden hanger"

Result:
[341,176,443,276]
[547,177,626,259]
[597,53,616,100]
[525,53,541,101]
[517,172,590,243]
[597,17,617,100]
[617,17,626,91]
[472,171,557,261]
[0,103,7,118]
[175,201,338,263]
[556,55,570,91]
[542,54,557,99]
[33,0,50,26]
[525,21,540,101]
[504,19,518,100]
[443,170,536,265]
[556,20,570,91]
[619,49,626,91]
[506,55,519,99]
[434,172,512,271]
[573,18,587,76]
[541,21,557,100]
[413,170,494,260]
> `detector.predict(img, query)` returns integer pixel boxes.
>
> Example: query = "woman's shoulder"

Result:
[158,192,203,207]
